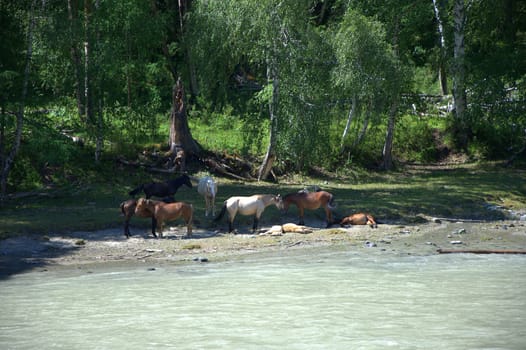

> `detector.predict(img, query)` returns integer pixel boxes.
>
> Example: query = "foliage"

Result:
[1,0,525,194]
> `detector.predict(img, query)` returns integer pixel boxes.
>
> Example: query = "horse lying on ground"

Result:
[282,190,336,227]
[197,176,218,217]
[260,223,314,236]
[135,198,193,237]
[129,174,193,200]
[214,194,283,233]
[340,213,378,228]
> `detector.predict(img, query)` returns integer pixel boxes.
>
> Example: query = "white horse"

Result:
[214,194,283,233]
[197,176,218,217]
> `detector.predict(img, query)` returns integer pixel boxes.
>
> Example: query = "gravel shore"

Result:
[1,217,525,277]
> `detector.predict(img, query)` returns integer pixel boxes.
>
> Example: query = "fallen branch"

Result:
[286,240,304,248]
[431,217,487,223]
[437,249,526,254]
[203,158,252,181]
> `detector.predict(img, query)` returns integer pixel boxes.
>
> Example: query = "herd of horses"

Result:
[121,174,377,239]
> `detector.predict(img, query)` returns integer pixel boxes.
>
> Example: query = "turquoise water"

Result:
[1,251,525,349]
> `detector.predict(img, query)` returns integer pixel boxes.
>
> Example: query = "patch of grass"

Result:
[182,243,202,250]
[0,162,524,240]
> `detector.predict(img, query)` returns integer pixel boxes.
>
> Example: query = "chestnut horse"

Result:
[214,194,283,233]
[197,176,218,217]
[135,198,193,237]
[129,174,193,200]
[340,213,378,228]
[120,197,176,238]
[282,190,336,226]
[120,198,157,238]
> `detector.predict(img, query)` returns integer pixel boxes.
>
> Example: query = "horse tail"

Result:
[120,201,126,216]
[214,202,227,222]
[129,184,144,196]
[328,193,337,210]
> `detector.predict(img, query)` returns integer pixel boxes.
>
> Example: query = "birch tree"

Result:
[332,9,404,169]
[432,0,449,95]
[0,0,37,198]
[452,0,468,150]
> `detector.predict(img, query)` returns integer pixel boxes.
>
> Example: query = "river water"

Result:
[1,250,525,349]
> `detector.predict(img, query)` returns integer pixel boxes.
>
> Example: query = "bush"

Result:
[394,114,445,163]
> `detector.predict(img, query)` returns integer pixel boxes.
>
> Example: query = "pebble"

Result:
[364,241,377,248]
[193,257,209,262]
[450,240,463,245]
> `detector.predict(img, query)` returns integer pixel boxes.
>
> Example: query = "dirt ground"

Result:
[1,213,526,277]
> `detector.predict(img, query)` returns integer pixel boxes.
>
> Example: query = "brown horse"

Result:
[120,199,158,238]
[340,213,378,228]
[282,190,336,227]
[135,198,193,238]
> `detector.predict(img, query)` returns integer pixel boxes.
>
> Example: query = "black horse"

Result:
[129,174,193,199]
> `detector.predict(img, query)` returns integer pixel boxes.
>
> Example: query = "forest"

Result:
[1,0,525,198]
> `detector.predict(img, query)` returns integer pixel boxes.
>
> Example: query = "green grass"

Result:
[1,161,524,239]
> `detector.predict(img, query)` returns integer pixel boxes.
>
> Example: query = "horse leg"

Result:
[252,215,259,233]
[227,208,236,233]
[205,196,210,217]
[151,217,157,238]
[124,217,131,238]
[325,206,333,227]
[186,211,193,236]
[158,221,164,238]
[211,196,215,217]
[298,206,305,226]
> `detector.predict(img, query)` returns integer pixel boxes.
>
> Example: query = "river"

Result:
[1,250,525,349]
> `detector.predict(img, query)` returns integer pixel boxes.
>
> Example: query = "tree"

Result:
[188,0,334,175]
[332,9,405,169]
[0,0,37,198]
[451,0,468,150]
[168,77,200,171]
[432,0,449,95]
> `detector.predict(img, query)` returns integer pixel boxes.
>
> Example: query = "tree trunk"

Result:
[0,0,36,199]
[380,100,399,170]
[67,0,84,119]
[353,110,370,148]
[84,0,93,126]
[432,0,449,95]
[258,59,279,181]
[340,95,356,152]
[168,77,200,171]
[452,0,468,150]
[95,97,103,162]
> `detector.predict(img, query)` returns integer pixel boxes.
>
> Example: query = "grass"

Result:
[1,161,525,240]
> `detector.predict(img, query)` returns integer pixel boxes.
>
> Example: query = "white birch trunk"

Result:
[381,100,399,170]
[340,96,356,151]
[433,0,449,95]
[453,0,468,148]
[258,59,279,181]
[1,0,37,197]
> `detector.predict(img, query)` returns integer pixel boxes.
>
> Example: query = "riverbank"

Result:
[1,216,526,277]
